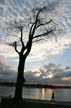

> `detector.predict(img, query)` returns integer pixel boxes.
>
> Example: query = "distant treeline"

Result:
[0,82,71,89]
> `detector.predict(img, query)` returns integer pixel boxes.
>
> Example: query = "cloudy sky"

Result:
[0,0,71,83]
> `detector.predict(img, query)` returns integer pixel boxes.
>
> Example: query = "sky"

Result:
[0,0,71,83]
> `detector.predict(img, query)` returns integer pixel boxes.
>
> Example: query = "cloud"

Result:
[0,0,71,65]
[24,63,71,83]
[0,32,71,62]
[0,42,18,57]
[0,58,17,82]
[26,33,71,62]
[54,70,71,79]
[0,59,71,83]
[41,63,71,82]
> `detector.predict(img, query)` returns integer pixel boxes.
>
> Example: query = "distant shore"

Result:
[0,82,71,89]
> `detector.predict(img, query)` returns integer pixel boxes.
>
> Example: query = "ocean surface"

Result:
[0,86,71,102]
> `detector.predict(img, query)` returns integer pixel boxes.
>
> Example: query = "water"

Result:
[0,86,71,102]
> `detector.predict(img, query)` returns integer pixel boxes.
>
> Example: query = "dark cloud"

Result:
[0,60,71,83]
[47,0,61,12]
[24,63,71,83]
[0,59,17,82]
[0,0,5,4]
[54,71,71,79]
[42,63,71,80]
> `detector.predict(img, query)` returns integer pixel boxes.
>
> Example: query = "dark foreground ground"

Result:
[0,99,71,108]
[0,98,71,108]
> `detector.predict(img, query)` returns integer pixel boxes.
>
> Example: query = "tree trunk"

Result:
[14,54,26,101]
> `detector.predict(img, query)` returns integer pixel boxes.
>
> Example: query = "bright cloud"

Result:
[0,42,18,57]
[27,33,71,62]
[0,0,71,67]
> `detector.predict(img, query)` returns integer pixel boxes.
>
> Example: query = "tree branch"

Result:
[14,42,19,54]
[24,37,32,57]
[20,28,25,47]
[33,30,53,39]
[29,8,42,38]
[29,22,35,38]
[26,13,39,56]
[29,7,52,39]
[32,38,44,43]
[36,19,53,29]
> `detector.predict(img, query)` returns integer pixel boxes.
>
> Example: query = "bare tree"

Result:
[8,6,55,101]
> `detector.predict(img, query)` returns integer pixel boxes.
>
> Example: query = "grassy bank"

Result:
[0,98,71,108]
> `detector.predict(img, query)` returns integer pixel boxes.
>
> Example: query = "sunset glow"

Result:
[47,74,53,79]
[43,73,54,79]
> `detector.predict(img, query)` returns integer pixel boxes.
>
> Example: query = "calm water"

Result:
[0,86,71,102]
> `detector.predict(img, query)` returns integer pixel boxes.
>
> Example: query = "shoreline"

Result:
[0,82,71,89]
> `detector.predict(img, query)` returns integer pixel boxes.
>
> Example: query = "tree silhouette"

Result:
[8,6,55,101]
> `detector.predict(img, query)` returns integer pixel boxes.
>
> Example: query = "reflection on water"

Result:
[0,86,15,97]
[41,88,52,100]
[0,86,71,101]
[22,88,52,100]
[54,89,71,102]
